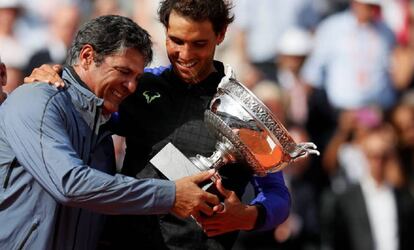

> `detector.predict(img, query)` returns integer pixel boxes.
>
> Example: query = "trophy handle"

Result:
[289,142,320,160]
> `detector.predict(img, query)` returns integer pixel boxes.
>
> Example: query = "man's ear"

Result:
[216,26,228,46]
[0,63,7,86]
[78,45,95,70]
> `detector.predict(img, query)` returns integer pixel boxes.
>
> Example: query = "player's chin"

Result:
[178,72,199,85]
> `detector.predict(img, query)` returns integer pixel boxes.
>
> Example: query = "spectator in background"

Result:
[0,56,7,105]
[91,0,125,18]
[23,3,80,76]
[381,0,410,43]
[327,123,414,250]
[389,101,414,188]
[0,0,28,93]
[302,0,396,112]
[275,27,314,126]
[233,0,322,85]
[323,107,384,193]
[320,107,404,250]
[301,0,397,190]
[132,0,169,67]
[389,0,414,94]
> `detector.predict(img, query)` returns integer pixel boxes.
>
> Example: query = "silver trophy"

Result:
[151,66,319,180]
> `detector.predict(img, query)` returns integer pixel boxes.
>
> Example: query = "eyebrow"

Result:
[169,35,208,43]
[114,66,132,71]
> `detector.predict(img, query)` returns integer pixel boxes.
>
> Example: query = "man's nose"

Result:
[124,80,137,93]
[179,44,192,60]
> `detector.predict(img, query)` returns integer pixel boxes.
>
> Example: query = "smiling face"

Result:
[165,10,225,84]
[76,45,145,114]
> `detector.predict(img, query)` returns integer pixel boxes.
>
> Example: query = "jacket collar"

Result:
[62,66,110,127]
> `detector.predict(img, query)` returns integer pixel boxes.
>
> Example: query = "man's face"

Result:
[165,10,225,84]
[362,128,393,182]
[0,8,19,32]
[83,47,145,114]
[352,1,381,23]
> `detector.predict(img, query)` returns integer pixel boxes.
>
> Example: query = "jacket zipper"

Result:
[17,219,39,250]
[72,106,101,250]
[90,106,102,154]
[3,158,18,189]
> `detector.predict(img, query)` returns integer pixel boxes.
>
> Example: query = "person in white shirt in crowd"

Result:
[329,123,414,250]
[302,0,396,111]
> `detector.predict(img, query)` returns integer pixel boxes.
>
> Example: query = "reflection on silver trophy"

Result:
[150,66,319,180]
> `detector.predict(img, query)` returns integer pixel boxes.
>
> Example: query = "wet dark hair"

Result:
[158,0,234,34]
[67,15,153,66]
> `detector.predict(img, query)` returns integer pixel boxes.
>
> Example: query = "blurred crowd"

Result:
[2,0,414,249]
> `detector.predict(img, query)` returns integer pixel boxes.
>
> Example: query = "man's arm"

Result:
[2,84,218,217]
[300,18,332,88]
[249,171,291,230]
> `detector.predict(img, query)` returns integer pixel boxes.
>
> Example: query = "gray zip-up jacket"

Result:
[0,67,175,250]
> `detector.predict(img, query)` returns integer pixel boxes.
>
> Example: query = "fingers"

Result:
[40,64,60,73]
[189,169,216,184]
[215,179,232,199]
[213,202,225,213]
[23,76,37,84]
[42,64,64,88]
[53,80,65,89]
[202,190,220,207]
[198,202,215,216]
[52,64,63,73]
[24,64,65,88]
[191,211,201,223]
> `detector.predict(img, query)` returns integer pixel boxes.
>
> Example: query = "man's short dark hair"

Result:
[67,15,153,66]
[158,0,234,34]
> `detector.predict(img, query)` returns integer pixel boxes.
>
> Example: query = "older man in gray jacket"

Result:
[0,15,219,250]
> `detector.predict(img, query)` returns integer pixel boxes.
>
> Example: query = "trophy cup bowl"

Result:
[150,66,319,180]
[189,66,319,176]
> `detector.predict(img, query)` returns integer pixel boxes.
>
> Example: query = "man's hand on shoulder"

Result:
[24,64,65,88]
